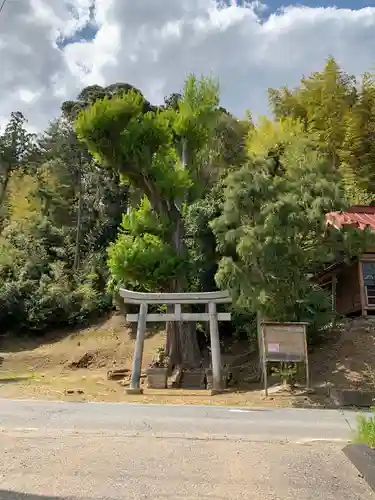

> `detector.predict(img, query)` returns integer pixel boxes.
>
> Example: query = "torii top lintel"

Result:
[119,288,232,305]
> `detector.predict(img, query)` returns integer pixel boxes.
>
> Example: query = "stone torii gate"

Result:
[119,289,232,394]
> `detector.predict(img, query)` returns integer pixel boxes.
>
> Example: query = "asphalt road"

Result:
[0,399,373,500]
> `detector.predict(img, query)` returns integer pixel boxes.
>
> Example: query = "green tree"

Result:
[211,137,368,337]
[340,73,375,203]
[0,212,111,332]
[268,86,308,128]
[41,120,89,270]
[40,110,129,273]
[62,83,155,121]
[76,75,221,368]
[247,116,310,161]
[107,197,185,293]
[269,57,356,167]
[0,112,37,211]
[184,186,223,293]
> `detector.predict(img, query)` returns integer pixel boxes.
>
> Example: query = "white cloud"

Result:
[1,1,375,130]
[0,0,87,129]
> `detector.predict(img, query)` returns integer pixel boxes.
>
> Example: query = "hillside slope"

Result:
[310,317,375,391]
[0,314,165,401]
[0,314,374,406]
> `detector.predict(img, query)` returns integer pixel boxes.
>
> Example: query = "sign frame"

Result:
[259,321,309,397]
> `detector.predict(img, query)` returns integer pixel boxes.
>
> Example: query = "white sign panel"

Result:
[267,343,280,353]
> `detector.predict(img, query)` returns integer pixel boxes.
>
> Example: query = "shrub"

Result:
[356,409,375,448]
[0,216,111,333]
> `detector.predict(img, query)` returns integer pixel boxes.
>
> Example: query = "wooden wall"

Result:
[335,262,362,315]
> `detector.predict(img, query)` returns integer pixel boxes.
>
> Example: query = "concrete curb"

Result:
[343,444,375,492]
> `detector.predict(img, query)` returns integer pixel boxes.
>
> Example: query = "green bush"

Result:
[107,199,187,293]
[355,408,375,448]
[0,216,112,333]
[107,232,185,293]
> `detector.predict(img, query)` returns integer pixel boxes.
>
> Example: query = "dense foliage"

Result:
[212,136,370,339]
[1,60,375,365]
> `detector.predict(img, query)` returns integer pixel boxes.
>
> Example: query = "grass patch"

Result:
[355,409,375,448]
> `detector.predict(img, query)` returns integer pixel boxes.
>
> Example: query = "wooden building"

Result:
[317,206,375,317]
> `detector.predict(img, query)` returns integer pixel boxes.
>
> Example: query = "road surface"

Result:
[0,399,373,499]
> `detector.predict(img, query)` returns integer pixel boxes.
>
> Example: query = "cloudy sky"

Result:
[1,0,375,130]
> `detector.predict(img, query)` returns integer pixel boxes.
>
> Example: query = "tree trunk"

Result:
[73,170,83,272]
[165,315,202,370]
[165,318,181,368]
[165,215,202,370]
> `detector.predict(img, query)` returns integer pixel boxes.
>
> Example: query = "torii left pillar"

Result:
[126,303,148,394]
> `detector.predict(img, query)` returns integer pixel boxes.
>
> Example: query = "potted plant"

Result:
[146,347,169,389]
[271,362,298,390]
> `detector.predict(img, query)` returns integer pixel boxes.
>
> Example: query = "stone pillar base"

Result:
[126,388,144,395]
[210,389,223,396]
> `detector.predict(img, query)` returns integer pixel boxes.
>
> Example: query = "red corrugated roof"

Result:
[325,205,375,231]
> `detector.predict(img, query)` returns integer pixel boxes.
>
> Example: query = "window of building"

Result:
[362,262,375,305]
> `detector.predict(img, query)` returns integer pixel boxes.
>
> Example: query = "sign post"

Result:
[259,322,309,397]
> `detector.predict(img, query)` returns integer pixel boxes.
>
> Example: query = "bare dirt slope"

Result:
[0,314,164,370]
[0,314,166,402]
[0,314,273,406]
[309,318,375,391]
[0,314,374,407]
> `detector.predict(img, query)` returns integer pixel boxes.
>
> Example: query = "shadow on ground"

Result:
[0,377,32,385]
[0,491,77,500]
